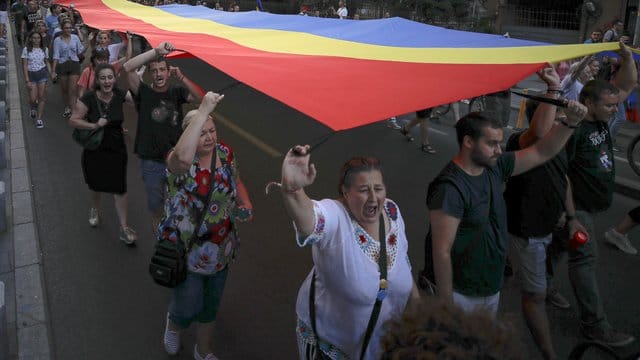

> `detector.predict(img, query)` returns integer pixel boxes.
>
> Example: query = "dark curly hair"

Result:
[379,298,523,360]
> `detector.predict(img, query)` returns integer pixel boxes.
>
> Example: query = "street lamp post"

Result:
[634,0,640,46]
[579,1,589,43]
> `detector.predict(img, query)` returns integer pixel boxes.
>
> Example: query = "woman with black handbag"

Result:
[159,92,253,360]
[277,147,420,359]
[69,63,137,245]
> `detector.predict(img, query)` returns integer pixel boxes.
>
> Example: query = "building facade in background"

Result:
[488,0,636,44]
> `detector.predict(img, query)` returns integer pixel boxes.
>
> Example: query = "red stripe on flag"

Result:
[59,0,544,130]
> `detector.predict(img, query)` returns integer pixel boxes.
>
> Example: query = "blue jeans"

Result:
[608,102,626,145]
[169,267,230,329]
[139,159,167,213]
[548,210,607,330]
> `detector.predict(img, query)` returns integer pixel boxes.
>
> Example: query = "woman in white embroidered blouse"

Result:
[280,145,420,360]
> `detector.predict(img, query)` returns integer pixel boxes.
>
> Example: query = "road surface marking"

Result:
[215,113,283,157]
[429,128,448,136]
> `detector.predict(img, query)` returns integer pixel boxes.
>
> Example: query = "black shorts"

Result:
[416,108,433,118]
[56,61,81,76]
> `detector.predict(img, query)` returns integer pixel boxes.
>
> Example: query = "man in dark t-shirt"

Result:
[503,67,567,359]
[552,44,636,348]
[426,100,586,316]
[123,41,204,229]
[20,0,40,43]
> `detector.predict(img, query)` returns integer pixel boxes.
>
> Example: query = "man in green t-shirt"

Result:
[427,100,586,316]
[549,41,636,347]
[123,41,204,230]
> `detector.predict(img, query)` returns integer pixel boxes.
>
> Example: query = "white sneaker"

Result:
[88,208,99,227]
[194,344,219,360]
[35,119,44,129]
[604,228,637,255]
[164,313,180,355]
[386,117,401,129]
[119,226,138,245]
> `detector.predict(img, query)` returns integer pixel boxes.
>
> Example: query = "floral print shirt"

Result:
[157,142,240,275]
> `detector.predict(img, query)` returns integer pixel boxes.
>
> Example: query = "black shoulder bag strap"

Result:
[94,91,107,120]
[359,213,387,360]
[186,153,217,252]
[309,213,387,360]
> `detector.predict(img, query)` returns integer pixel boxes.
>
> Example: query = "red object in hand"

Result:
[569,230,589,250]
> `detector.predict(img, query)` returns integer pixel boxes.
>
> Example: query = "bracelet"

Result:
[282,187,301,194]
[560,119,581,129]
[264,181,302,195]
[547,89,562,93]
[179,76,185,82]
[566,215,576,222]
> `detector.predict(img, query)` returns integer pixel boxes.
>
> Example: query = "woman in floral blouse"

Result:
[158,92,253,360]
[280,146,420,359]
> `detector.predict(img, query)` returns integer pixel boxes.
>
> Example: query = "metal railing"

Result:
[503,5,580,30]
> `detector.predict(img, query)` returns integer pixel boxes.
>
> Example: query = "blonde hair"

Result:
[181,111,214,131]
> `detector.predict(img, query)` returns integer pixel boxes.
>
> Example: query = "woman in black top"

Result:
[69,63,137,245]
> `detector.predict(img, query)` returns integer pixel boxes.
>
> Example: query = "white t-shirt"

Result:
[97,42,125,63]
[561,75,584,101]
[337,6,348,19]
[21,47,48,72]
[295,199,413,359]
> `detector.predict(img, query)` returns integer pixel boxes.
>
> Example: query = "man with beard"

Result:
[426,100,587,316]
[123,41,204,230]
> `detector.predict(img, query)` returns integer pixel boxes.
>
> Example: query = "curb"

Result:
[615,176,640,200]
[5,27,52,359]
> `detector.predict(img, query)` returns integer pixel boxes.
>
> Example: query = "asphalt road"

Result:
[19,56,640,359]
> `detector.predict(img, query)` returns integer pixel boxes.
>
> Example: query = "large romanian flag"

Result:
[57,0,620,130]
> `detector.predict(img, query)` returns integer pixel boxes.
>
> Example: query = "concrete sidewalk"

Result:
[0,26,52,359]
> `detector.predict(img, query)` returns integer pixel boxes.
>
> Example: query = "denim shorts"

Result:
[139,159,167,213]
[168,267,229,328]
[511,233,552,293]
[28,68,49,83]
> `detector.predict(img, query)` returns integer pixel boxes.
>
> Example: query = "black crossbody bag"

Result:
[308,214,387,360]
[149,154,216,288]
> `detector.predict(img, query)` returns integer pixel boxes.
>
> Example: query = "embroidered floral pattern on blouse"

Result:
[353,199,398,269]
[385,201,398,221]
[296,318,349,360]
[296,202,326,247]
